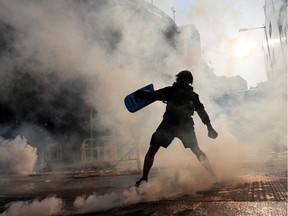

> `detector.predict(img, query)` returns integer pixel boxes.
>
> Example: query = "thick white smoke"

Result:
[0,0,286,214]
[0,136,37,175]
[1,196,63,216]
[73,175,214,215]
[0,0,284,178]
[73,192,124,214]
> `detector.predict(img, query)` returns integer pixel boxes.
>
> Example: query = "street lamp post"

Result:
[239,26,265,32]
[239,26,271,63]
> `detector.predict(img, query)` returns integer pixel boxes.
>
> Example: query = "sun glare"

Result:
[233,40,251,57]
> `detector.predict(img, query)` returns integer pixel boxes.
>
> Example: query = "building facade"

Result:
[264,0,287,145]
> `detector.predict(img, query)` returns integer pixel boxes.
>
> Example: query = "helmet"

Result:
[176,70,193,84]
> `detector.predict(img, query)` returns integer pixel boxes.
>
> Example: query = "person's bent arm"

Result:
[194,94,218,139]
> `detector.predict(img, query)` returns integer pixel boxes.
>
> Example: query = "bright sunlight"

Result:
[233,40,251,57]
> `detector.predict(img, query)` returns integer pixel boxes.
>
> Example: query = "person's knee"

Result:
[197,153,207,162]
[144,146,159,162]
[190,147,205,158]
[148,145,160,155]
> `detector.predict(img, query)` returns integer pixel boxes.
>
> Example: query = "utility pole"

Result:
[171,7,176,22]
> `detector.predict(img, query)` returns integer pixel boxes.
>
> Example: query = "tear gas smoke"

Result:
[0,0,201,170]
[73,173,215,214]
[0,0,286,214]
[1,196,63,216]
[0,0,285,181]
[184,0,267,87]
[0,136,37,175]
[73,192,124,214]
[2,176,211,216]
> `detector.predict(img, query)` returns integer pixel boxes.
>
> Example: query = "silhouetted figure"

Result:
[135,70,218,187]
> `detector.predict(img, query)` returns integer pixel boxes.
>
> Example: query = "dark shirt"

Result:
[138,82,210,125]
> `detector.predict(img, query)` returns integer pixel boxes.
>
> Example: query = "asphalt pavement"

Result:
[0,151,287,216]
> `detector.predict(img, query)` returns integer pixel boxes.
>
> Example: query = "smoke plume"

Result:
[0,0,286,214]
[1,196,63,216]
[0,136,37,175]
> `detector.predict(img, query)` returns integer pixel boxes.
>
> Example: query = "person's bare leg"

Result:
[136,145,160,186]
[142,145,160,180]
[190,147,216,179]
[198,153,216,178]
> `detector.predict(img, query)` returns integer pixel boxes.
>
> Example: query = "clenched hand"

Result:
[206,123,218,139]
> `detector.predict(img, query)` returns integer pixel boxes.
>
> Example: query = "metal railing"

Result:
[81,136,141,172]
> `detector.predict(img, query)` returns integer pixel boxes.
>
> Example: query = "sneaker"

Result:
[135,177,147,187]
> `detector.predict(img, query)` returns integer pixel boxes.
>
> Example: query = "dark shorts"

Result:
[150,118,198,149]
